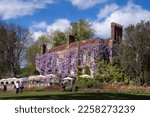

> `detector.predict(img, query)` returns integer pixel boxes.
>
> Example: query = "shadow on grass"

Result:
[0,92,150,100]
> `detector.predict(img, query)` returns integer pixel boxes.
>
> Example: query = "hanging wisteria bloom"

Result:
[35,38,111,79]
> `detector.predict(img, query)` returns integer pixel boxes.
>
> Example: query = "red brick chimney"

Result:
[41,44,47,54]
[68,35,75,46]
[111,22,123,43]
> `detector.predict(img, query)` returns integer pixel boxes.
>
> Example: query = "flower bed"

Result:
[23,86,61,92]
[102,86,150,89]
[46,86,61,91]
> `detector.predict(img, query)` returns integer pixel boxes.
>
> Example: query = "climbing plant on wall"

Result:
[35,40,110,78]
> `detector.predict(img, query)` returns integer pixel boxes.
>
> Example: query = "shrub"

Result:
[95,60,127,84]
[93,81,105,88]
[75,77,99,88]
[129,80,140,86]
[84,66,90,75]
[19,65,39,77]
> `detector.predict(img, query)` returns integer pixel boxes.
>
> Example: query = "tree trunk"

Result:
[140,72,144,86]
[10,63,14,77]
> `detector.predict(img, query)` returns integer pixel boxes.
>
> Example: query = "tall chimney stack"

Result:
[111,22,123,43]
[41,44,47,54]
[68,35,75,46]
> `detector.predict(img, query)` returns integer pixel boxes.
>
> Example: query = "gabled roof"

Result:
[49,38,112,53]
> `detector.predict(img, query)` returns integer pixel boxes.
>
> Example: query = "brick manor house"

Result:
[35,22,123,78]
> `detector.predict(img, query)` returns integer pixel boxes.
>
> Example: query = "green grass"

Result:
[0,89,150,100]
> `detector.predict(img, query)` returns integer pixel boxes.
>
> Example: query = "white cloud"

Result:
[31,19,71,41]
[67,0,108,10]
[31,21,48,30]
[92,2,150,37]
[0,0,54,20]
[97,3,119,19]
[31,31,45,41]
[47,19,71,32]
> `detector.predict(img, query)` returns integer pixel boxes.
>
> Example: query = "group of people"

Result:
[3,81,24,94]
[14,81,24,94]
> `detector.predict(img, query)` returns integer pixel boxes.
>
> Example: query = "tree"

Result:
[0,21,30,77]
[71,19,94,41]
[38,19,94,48]
[118,21,150,85]
[24,35,51,76]
[51,30,67,47]
[95,60,125,84]
[19,64,39,77]
[26,35,51,67]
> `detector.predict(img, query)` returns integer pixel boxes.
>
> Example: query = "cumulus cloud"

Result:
[47,19,71,32]
[31,19,71,41]
[97,3,119,19]
[31,21,48,31]
[31,31,45,41]
[92,2,150,37]
[67,0,108,10]
[0,0,54,20]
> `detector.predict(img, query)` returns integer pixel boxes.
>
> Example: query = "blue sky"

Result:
[0,0,150,40]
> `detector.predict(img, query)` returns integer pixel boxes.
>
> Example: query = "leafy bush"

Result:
[75,77,93,88]
[19,65,39,77]
[84,66,90,75]
[75,77,104,88]
[93,81,106,88]
[95,60,127,84]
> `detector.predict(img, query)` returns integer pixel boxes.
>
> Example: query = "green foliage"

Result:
[25,35,51,76]
[26,35,51,66]
[71,19,94,41]
[84,66,90,75]
[37,35,51,45]
[52,31,67,47]
[51,19,94,47]
[26,43,40,66]
[118,21,150,86]
[95,60,127,84]
[19,65,38,77]
[75,77,106,89]
[76,77,94,88]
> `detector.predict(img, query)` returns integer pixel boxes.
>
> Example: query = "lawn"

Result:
[0,89,150,100]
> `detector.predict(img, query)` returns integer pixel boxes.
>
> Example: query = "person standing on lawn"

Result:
[15,81,19,94]
[3,82,7,92]
[19,81,24,93]
[62,80,66,92]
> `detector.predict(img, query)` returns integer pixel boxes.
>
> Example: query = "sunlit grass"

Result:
[0,89,150,100]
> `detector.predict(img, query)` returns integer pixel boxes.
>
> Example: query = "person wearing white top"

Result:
[15,82,19,94]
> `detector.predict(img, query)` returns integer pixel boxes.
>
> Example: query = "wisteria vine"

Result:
[35,39,110,78]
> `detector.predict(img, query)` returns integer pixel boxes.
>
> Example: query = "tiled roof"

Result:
[49,38,111,52]
[49,44,67,52]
